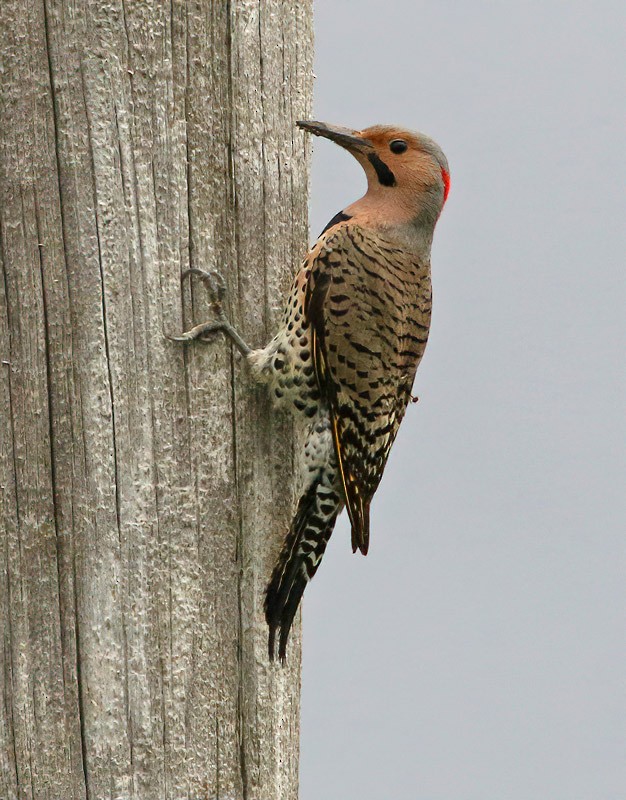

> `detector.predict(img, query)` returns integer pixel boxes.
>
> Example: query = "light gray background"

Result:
[299,2,625,799]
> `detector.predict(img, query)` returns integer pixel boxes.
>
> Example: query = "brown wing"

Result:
[304,224,432,554]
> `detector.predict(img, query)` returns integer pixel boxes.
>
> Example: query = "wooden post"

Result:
[0,1,312,797]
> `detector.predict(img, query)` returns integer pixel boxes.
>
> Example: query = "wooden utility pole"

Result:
[0,1,312,798]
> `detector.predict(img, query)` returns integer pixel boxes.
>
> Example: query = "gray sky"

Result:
[299,2,626,799]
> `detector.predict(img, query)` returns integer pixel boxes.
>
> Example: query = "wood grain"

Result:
[0,1,313,797]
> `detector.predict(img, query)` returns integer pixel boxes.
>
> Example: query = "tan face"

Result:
[297,120,450,230]
[355,126,450,204]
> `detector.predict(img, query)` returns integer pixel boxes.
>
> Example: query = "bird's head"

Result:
[298,120,450,242]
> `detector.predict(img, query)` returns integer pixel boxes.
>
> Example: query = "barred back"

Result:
[304,223,432,553]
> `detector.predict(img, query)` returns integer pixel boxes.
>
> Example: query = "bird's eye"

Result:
[389,139,408,154]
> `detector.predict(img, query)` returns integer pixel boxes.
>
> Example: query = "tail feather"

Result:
[265,474,340,662]
[350,498,371,555]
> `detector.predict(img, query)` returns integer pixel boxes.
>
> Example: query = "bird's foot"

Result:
[166,268,251,356]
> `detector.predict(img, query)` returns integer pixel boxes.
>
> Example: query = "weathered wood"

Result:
[0,1,313,797]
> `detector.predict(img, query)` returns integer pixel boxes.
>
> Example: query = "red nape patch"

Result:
[441,168,451,203]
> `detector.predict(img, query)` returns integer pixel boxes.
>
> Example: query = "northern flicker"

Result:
[169,121,450,661]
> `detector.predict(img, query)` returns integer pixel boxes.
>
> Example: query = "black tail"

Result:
[265,472,341,662]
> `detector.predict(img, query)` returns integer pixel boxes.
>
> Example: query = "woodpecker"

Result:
[170,121,450,661]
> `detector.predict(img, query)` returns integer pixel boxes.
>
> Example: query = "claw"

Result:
[165,319,226,343]
[181,268,226,306]
[167,269,251,356]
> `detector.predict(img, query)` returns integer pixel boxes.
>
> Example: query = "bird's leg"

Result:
[167,268,251,356]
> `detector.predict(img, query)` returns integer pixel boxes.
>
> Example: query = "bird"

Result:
[169,121,450,661]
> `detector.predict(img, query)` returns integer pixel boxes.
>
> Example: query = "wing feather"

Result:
[304,224,431,554]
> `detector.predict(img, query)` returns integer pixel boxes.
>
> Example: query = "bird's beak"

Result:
[297,120,372,152]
